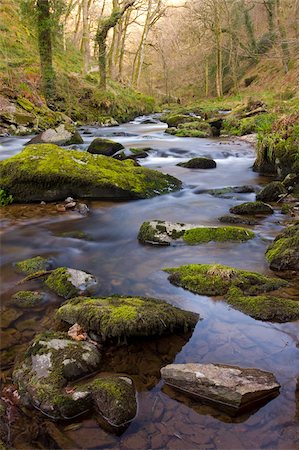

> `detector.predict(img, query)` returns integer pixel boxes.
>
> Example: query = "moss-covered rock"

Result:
[15,256,54,275]
[11,290,45,308]
[88,376,137,427]
[183,226,254,244]
[164,264,296,322]
[87,138,124,156]
[26,124,83,146]
[166,121,212,138]
[162,114,199,128]
[114,147,151,161]
[256,182,287,202]
[45,267,97,299]
[13,331,101,419]
[218,215,259,226]
[207,185,256,197]
[0,144,181,202]
[266,223,299,272]
[177,157,217,169]
[230,201,273,215]
[55,296,199,343]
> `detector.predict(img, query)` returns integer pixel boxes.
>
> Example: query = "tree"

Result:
[95,0,135,90]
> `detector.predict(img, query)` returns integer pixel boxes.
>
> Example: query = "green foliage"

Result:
[0,189,13,206]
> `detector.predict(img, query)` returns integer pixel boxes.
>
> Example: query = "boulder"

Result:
[88,376,137,427]
[0,144,181,202]
[138,220,254,246]
[45,267,97,299]
[230,201,273,215]
[15,256,54,275]
[55,295,199,343]
[26,124,83,146]
[266,223,299,272]
[87,138,124,156]
[13,332,101,419]
[177,157,217,169]
[161,363,280,414]
[164,264,299,322]
[256,182,287,202]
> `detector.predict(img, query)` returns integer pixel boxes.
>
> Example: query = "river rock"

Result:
[230,201,274,215]
[256,182,287,202]
[89,376,137,427]
[55,295,199,343]
[0,144,181,202]
[87,138,124,156]
[11,290,46,308]
[266,223,299,272]
[45,267,97,299]
[114,147,151,161]
[138,220,254,246]
[161,363,280,414]
[13,332,101,420]
[15,255,54,275]
[218,215,259,226]
[26,124,83,146]
[177,157,216,169]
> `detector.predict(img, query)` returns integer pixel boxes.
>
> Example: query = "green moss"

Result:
[138,221,163,244]
[55,295,199,343]
[161,114,199,128]
[17,96,34,112]
[230,201,273,215]
[0,189,13,206]
[11,290,44,307]
[45,267,78,299]
[15,256,52,275]
[183,227,254,244]
[0,144,181,202]
[173,129,210,138]
[266,223,299,271]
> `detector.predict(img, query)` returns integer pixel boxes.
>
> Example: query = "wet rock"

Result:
[57,230,92,240]
[207,185,257,197]
[218,215,259,226]
[65,201,76,209]
[0,144,181,202]
[45,267,97,299]
[76,203,90,215]
[177,157,216,169]
[161,363,280,414]
[266,223,299,272]
[15,256,54,275]
[230,201,274,215]
[11,290,45,308]
[87,138,124,156]
[114,147,151,161]
[13,332,101,419]
[26,124,83,146]
[55,295,199,343]
[0,328,21,350]
[0,308,23,329]
[162,114,199,128]
[140,118,157,124]
[138,220,254,246]
[256,182,287,202]
[89,376,137,427]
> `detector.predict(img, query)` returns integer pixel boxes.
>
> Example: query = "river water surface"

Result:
[0,117,298,449]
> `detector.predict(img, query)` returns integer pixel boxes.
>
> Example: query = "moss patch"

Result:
[183,227,254,244]
[55,295,199,343]
[230,201,273,215]
[0,144,181,202]
[11,290,45,308]
[45,268,78,299]
[15,256,53,275]
[266,223,299,271]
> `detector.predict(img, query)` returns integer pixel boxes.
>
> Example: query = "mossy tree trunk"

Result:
[96,0,135,90]
[36,0,56,102]
[276,0,290,73]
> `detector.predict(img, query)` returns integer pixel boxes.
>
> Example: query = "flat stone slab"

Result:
[161,363,280,414]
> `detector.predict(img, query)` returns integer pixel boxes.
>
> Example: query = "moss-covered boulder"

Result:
[88,377,137,427]
[87,138,124,156]
[138,220,254,246]
[266,223,299,272]
[162,114,199,128]
[0,144,181,202]
[164,264,298,322]
[13,332,101,419]
[55,296,199,343]
[256,182,287,202]
[230,201,273,215]
[45,267,97,299]
[166,121,212,138]
[177,157,217,169]
[11,290,45,308]
[26,124,83,146]
[15,256,54,275]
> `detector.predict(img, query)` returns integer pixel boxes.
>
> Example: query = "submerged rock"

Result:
[15,256,54,275]
[45,267,97,299]
[256,182,287,202]
[230,201,274,215]
[161,363,280,414]
[207,185,257,197]
[55,295,199,343]
[164,264,299,322]
[26,124,83,146]
[87,138,124,156]
[0,144,181,202]
[177,157,216,169]
[266,223,299,272]
[138,220,254,246]
[218,215,259,226]
[11,290,45,308]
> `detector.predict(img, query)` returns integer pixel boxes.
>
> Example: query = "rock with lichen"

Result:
[15,256,54,275]
[55,295,199,343]
[45,267,97,299]
[256,181,287,202]
[0,144,181,202]
[230,201,273,215]
[266,223,299,272]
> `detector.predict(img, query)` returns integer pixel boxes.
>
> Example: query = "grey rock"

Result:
[26,124,83,146]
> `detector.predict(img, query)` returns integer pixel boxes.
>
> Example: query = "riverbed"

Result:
[0,117,298,449]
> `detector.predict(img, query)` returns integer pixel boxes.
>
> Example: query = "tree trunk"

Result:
[276,0,290,73]
[214,2,223,97]
[82,0,91,73]
[36,0,56,102]
[118,9,131,80]
[132,0,152,87]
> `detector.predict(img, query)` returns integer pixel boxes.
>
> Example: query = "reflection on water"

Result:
[0,117,298,449]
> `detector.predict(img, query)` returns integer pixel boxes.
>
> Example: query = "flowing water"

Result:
[0,117,298,449]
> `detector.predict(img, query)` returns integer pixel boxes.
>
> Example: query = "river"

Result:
[0,116,298,449]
